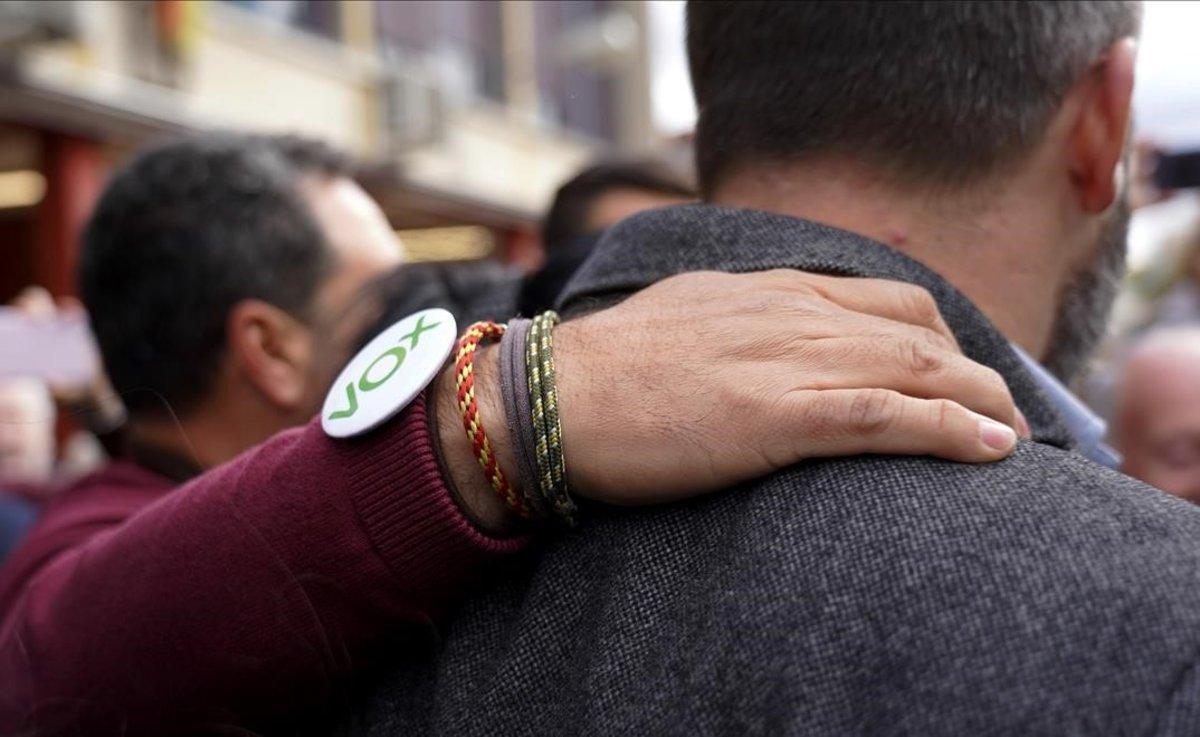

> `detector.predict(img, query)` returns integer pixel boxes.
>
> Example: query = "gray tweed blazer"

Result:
[341,205,1200,736]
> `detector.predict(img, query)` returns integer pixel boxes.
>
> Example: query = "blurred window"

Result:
[534,0,618,142]
[374,1,505,104]
[222,0,342,41]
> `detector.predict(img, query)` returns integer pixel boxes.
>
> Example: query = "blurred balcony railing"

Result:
[0,0,659,244]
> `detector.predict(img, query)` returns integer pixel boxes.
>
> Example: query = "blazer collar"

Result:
[559,204,1076,450]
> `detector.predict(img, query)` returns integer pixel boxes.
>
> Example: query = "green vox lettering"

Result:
[327,315,441,421]
[327,381,359,421]
[398,314,441,350]
[358,346,407,392]
[328,346,407,420]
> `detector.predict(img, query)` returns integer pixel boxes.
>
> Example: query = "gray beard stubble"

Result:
[1041,197,1131,381]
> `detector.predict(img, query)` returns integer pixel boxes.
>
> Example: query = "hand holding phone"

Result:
[0,307,99,386]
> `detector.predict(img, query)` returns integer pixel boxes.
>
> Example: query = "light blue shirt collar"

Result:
[1009,344,1121,468]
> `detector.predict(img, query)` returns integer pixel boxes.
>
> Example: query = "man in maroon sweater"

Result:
[0,133,1025,734]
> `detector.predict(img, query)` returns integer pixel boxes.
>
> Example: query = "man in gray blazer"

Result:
[345,2,1200,734]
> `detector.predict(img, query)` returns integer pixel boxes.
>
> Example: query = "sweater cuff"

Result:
[343,392,527,600]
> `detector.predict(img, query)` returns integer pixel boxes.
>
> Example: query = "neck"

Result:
[127,383,297,472]
[714,161,1078,361]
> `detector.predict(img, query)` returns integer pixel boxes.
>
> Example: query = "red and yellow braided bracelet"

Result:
[454,321,529,518]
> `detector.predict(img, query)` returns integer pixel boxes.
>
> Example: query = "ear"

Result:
[226,300,315,411]
[1068,38,1137,213]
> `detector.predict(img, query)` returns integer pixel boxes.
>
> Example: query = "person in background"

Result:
[1073,146,1197,428]
[1113,326,1200,502]
[518,160,695,315]
[0,286,123,563]
[0,379,53,560]
[0,131,1023,735]
[79,133,403,470]
[5,285,126,471]
[377,161,694,326]
[0,379,54,487]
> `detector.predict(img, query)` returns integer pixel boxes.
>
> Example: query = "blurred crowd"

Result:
[0,145,693,553]
[5,135,1198,533]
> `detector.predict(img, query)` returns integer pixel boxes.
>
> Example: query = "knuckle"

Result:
[763,267,798,281]
[706,270,740,288]
[901,338,944,376]
[739,291,828,319]
[917,327,957,354]
[662,270,724,294]
[931,398,958,433]
[772,268,821,295]
[720,383,759,417]
[953,360,1009,399]
[717,377,772,422]
[899,284,939,323]
[981,366,1010,394]
[792,391,839,438]
[979,367,1016,410]
[847,389,900,436]
[787,294,835,321]
[740,292,793,315]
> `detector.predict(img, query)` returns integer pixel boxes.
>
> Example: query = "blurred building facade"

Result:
[0,0,665,301]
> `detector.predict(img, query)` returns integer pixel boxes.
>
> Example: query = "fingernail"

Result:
[980,418,1017,452]
[1014,409,1031,438]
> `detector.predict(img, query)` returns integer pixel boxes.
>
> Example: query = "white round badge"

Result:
[321,308,457,438]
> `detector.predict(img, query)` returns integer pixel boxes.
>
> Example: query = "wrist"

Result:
[432,345,521,535]
[550,319,605,498]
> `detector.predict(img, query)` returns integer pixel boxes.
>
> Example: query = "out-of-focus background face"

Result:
[1114,329,1200,502]
[0,0,1198,498]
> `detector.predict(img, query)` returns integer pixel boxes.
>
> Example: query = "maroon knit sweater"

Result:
[0,393,526,734]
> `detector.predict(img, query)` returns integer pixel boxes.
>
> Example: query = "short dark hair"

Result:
[687,1,1141,195]
[540,160,694,250]
[79,132,353,417]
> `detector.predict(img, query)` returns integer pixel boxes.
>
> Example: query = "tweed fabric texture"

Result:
[339,205,1200,736]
